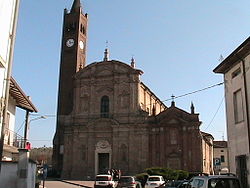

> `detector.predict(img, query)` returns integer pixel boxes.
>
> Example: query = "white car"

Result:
[94,174,116,188]
[145,175,165,188]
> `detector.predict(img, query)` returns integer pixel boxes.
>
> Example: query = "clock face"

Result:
[66,39,74,47]
[79,40,84,50]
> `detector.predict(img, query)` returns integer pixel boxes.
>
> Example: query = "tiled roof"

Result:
[213,141,227,148]
[9,77,38,112]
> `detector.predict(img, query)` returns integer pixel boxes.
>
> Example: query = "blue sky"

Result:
[12,0,250,147]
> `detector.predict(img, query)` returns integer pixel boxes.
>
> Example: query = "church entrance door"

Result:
[98,153,109,174]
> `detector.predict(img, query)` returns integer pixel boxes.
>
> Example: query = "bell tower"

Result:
[53,0,88,175]
[58,0,88,115]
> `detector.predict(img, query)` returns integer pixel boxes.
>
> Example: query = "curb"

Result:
[59,179,92,188]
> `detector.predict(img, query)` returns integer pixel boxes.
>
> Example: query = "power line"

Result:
[162,82,224,103]
[30,114,56,117]
[204,96,225,131]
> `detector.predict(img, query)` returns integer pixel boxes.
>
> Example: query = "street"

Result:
[39,180,93,188]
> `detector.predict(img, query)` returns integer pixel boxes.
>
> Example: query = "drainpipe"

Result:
[240,58,250,153]
[0,0,20,172]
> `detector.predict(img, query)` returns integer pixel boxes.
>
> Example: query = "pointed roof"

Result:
[70,0,81,13]
[151,104,200,124]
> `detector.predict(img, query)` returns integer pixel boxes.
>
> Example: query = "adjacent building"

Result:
[53,0,214,179]
[0,0,20,159]
[214,37,250,188]
[201,132,214,175]
[0,0,38,161]
[213,141,229,174]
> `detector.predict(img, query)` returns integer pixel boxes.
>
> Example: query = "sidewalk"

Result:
[39,180,94,188]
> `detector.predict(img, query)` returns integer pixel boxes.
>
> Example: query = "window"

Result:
[232,68,241,78]
[170,129,178,145]
[233,89,244,123]
[192,179,204,188]
[120,144,127,162]
[221,150,224,152]
[80,24,85,34]
[101,96,109,118]
[221,155,225,163]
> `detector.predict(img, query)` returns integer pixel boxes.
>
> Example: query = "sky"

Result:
[12,0,250,148]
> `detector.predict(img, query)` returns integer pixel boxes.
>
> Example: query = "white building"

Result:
[214,37,250,188]
[213,141,229,175]
[0,0,37,160]
[0,0,20,158]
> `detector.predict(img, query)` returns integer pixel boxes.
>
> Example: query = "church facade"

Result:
[53,0,210,179]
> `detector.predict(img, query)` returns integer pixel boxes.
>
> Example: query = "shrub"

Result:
[136,167,189,181]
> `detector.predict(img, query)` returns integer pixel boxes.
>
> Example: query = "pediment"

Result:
[159,117,186,125]
[96,85,113,93]
[168,119,179,124]
[96,69,113,76]
[75,60,143,80]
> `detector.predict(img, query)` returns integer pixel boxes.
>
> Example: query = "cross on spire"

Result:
[171,94,175,107]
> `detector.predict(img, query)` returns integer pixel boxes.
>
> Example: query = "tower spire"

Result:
[71,0,81,13]
[191,101,195,114]
[131,56,135,68]
[103,41,110,61]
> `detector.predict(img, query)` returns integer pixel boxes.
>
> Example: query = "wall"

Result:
[0,0,17,131]
[0,160,36,188]
[0,162,18,188]
[201,136,213,174]
[213,146,229,174]
[139,83,166,115]
[4,96,16,146]
[224,54,250,173]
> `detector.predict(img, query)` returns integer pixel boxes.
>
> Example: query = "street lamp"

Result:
[23,115,46,148]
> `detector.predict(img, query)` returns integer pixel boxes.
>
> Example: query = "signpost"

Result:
[42,164,48,188]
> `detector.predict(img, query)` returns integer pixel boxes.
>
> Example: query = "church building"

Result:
[53,0,212,179]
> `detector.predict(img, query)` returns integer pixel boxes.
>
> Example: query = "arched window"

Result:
[80,24,85,34]
[101,96,109,118]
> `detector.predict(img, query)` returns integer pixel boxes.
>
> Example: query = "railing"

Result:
[4,127,26,149]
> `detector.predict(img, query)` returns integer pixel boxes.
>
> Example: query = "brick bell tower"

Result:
[53,0,88,175]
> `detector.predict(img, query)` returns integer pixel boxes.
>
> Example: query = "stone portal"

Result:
[95,140,111,175]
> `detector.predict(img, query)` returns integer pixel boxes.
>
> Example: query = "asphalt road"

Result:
[40,180,87,188]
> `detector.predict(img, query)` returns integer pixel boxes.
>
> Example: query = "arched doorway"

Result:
[95,140,112,175]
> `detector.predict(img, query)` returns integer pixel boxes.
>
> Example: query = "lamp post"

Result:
[23,113,46,148]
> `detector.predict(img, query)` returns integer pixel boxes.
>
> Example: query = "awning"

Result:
[9,77,38,112]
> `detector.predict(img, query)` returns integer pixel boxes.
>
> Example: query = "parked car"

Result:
[94,174,116,188]
[177,181,188,188]
[116,176,142,188]
[157,180,187,188]
[185,173,241,188]
[145,175,165,188]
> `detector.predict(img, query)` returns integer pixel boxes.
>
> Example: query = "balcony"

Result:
[3,127,26,161]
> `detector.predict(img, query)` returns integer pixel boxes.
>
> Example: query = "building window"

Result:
[221,150,224,152]
[80,24,85,34]
[101,96,109,118]
[221,155,225,163]
[120,144,128,162]
[233,89,244,123]
[232,68,241,79]
[170,129,178,145]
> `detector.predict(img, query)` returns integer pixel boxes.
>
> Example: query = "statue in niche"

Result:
[79,94,89,113]
[119,89,129,109]
[120,95,129,108]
